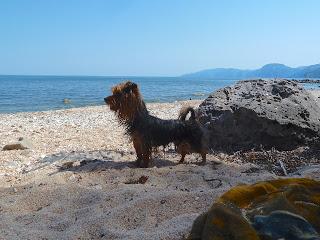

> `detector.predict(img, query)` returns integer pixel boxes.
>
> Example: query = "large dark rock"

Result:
[198,79,320,151]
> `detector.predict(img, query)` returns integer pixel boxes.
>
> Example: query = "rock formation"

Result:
[198,79,320,151]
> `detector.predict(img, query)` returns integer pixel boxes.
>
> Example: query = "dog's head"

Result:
[104,81,145,120]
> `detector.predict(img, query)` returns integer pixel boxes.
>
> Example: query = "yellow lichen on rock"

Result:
[188,178,320,240]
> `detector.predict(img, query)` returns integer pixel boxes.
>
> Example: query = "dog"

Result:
[104,81,207,167]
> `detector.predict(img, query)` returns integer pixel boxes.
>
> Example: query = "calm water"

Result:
[0,75,238,113]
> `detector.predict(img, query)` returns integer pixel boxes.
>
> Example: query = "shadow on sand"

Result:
[26,149,179,174]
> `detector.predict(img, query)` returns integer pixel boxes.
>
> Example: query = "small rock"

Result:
[125,175,149,184]
[60,162,74,169]
[63,98,71,104]
[69,174,77,181]
[3,143,27,151]
[2,137,33,151]
[2,143,21,151]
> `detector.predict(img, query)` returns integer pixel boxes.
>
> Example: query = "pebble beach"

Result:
[0,100,202,176]
[0,95,319,239]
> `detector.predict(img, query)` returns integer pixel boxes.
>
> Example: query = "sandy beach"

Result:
[0,96,319,239]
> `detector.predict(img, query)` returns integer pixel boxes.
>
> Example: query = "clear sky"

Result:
[0,0,319,76]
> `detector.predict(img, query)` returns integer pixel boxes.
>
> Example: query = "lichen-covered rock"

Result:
[198,79,320,151]
[188,178,320,240]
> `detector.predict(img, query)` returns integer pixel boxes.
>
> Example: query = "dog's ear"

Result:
[130,82,138,89]
[123,82,138,94]
[126,81,138,90]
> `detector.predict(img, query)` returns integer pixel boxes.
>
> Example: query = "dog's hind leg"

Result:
[200,151,206,165]
[177,142,189,164]
[141,147,151,168]
[179,154,186,164]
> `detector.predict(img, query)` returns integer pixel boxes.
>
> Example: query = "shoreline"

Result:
[0,99,205,115]
[1,85,319,115]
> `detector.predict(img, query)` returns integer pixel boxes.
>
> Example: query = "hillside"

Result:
[182,63,320,79]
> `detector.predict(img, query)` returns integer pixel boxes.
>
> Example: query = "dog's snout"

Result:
[104,97,109,103]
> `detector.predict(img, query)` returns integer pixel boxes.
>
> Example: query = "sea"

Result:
[0,75,319,113]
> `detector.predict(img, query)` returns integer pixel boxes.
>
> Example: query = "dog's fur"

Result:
[104,81,207,167]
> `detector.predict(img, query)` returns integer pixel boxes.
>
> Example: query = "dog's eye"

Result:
[124,88,131,94]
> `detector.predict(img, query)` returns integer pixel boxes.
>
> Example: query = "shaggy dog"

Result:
[104,81,207,167]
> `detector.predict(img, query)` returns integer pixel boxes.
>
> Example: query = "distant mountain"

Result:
[182,63,320,79]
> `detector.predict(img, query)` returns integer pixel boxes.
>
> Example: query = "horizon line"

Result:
[1,62,320,78]
[0,74,178,78]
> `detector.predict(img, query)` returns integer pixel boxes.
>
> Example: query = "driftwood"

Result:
[278,159,288,176]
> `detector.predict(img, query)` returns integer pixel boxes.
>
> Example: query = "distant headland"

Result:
[182,63,320,79]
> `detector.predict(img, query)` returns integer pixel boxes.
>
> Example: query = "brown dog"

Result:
[104,81,207,167]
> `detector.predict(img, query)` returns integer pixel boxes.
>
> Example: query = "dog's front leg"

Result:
[200,151,206,165]
[132,137,143,167]
[179,154,186,164]
[177,142,188,164]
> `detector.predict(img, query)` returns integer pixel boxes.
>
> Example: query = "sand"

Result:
[0,98,319,239]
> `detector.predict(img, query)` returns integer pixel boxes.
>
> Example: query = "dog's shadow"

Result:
[33,149,178,174]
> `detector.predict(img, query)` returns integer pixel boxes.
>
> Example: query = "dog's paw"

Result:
[134,159,142,167]
[197,161,206,166]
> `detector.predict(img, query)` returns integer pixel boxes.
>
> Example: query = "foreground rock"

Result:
[188,178,320,240]
[198,79,320,151]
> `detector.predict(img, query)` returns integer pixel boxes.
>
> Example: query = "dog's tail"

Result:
[178,106,196,121]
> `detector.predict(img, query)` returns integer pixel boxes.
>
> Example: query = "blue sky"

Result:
[0,0,319,76]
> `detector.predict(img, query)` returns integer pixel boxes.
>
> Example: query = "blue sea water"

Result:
[0,75,237,113]
[1,75,319,113]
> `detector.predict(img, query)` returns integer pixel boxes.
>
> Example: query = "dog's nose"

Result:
[104,97,108,103]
